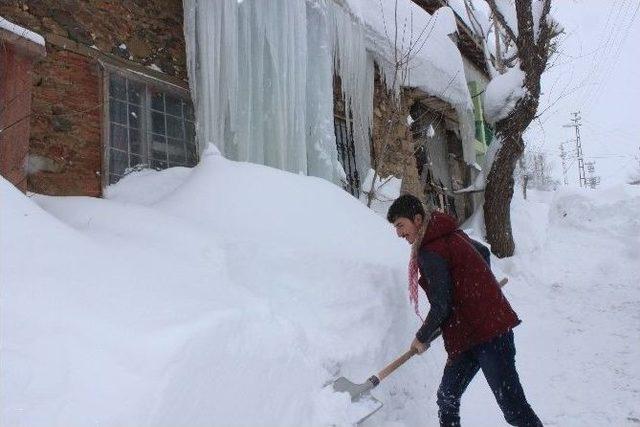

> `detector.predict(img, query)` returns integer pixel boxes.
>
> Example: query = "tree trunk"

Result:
[484,134,523,257]
[484,94,538,257]
[482,0,557,258]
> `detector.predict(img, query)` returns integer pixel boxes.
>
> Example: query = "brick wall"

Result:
[0,33,44,192]
[0,0,188,196]
[28,46,103,196]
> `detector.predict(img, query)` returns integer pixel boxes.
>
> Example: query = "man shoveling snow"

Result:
[388,194,543,427]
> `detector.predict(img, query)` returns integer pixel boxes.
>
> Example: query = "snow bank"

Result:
[463,185,640,426]
[4,147,637,426]
[2,149,437,426]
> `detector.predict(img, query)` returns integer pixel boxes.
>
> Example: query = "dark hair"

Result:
[387,194,425,223]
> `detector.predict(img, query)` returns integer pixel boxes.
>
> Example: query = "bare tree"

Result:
[478,0,561,257]
[517,151,559,193]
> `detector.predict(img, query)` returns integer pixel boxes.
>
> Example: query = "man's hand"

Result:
[411,337,429,355]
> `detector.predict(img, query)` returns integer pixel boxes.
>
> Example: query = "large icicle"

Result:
[325,1,375,181]
[184,0,372,183]
[183,0,311,175]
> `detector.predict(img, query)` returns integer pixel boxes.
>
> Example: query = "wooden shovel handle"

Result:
[376,348,418,382]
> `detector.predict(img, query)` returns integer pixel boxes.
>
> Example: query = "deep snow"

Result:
[1,148,639,426]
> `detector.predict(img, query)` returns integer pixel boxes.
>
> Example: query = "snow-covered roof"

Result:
[0,16,45,47]
[343,0,477,164]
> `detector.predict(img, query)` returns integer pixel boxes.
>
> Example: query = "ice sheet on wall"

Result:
[183,0,375,185]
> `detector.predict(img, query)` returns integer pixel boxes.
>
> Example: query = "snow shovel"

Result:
[332,277,509,424]
[332,347,418,424]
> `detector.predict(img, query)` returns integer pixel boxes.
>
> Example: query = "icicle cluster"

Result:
[183,0,375,184]
[183,0,478,183]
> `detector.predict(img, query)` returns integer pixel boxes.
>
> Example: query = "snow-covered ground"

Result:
[2,148,639,426]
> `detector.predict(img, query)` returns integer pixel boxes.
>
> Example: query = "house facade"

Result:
[1,0,490,222]
[0,1,194,197]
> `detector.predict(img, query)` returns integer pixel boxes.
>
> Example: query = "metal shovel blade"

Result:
[332,377,384,425]
[332,376,375,401]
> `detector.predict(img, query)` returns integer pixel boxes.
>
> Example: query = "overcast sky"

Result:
[528,0,640,186]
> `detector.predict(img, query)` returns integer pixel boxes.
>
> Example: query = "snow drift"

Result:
[2,148,639,426]
[1,147,425,426]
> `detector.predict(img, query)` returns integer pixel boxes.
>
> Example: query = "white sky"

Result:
[527,0,640,186]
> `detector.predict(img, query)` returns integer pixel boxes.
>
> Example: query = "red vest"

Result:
[418,212,520,359]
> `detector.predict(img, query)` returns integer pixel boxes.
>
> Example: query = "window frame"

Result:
[333,112,361,198]
[101,65,198,188]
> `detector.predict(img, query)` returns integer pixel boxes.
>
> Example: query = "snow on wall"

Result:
[0,148,419,426]
[0,16,45,46]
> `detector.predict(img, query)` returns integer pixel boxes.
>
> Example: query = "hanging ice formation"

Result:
[183,0,374,184]
[182,0,477,184]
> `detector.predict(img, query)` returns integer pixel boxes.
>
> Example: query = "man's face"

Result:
[393,214,423,244]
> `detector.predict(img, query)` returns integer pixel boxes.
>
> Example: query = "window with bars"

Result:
[107,73,198,185]
[333,116,360,197]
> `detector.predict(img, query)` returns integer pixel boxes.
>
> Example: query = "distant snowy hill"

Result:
[2,147,638,426]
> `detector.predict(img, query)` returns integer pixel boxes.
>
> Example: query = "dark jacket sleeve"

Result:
[470,239,491,267]
[415,250,453,344]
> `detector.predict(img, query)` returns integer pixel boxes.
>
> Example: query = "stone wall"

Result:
[27,47,103,196]
[370,69,424,202]
[369,69,474,220]
[0,0,188,196]
[0,0,187,80]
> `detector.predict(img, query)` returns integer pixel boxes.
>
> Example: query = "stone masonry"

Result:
[0,0,188,196]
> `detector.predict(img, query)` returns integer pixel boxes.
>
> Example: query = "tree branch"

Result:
[485,0,518,44]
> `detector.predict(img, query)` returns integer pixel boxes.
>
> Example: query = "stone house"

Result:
[0,0,491,223]
[1,0,195,197]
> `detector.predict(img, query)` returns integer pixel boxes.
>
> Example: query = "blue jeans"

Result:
[437,330,542,427]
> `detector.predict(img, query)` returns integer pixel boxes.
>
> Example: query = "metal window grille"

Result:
[107,73,198,185]
[333,117,360,197]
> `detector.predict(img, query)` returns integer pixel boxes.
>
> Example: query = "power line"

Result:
[583,0,638,111]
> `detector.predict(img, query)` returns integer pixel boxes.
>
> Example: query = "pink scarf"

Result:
[408,220,428,321]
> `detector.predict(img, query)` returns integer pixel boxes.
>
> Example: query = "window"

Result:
[334,116,360,197]
[107,73,197,185]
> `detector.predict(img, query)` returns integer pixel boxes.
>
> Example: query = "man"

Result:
[387,194,542,427]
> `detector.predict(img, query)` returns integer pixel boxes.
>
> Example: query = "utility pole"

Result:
[559,140,569,186]
[563,112,586,187]
[585,161,601,189]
